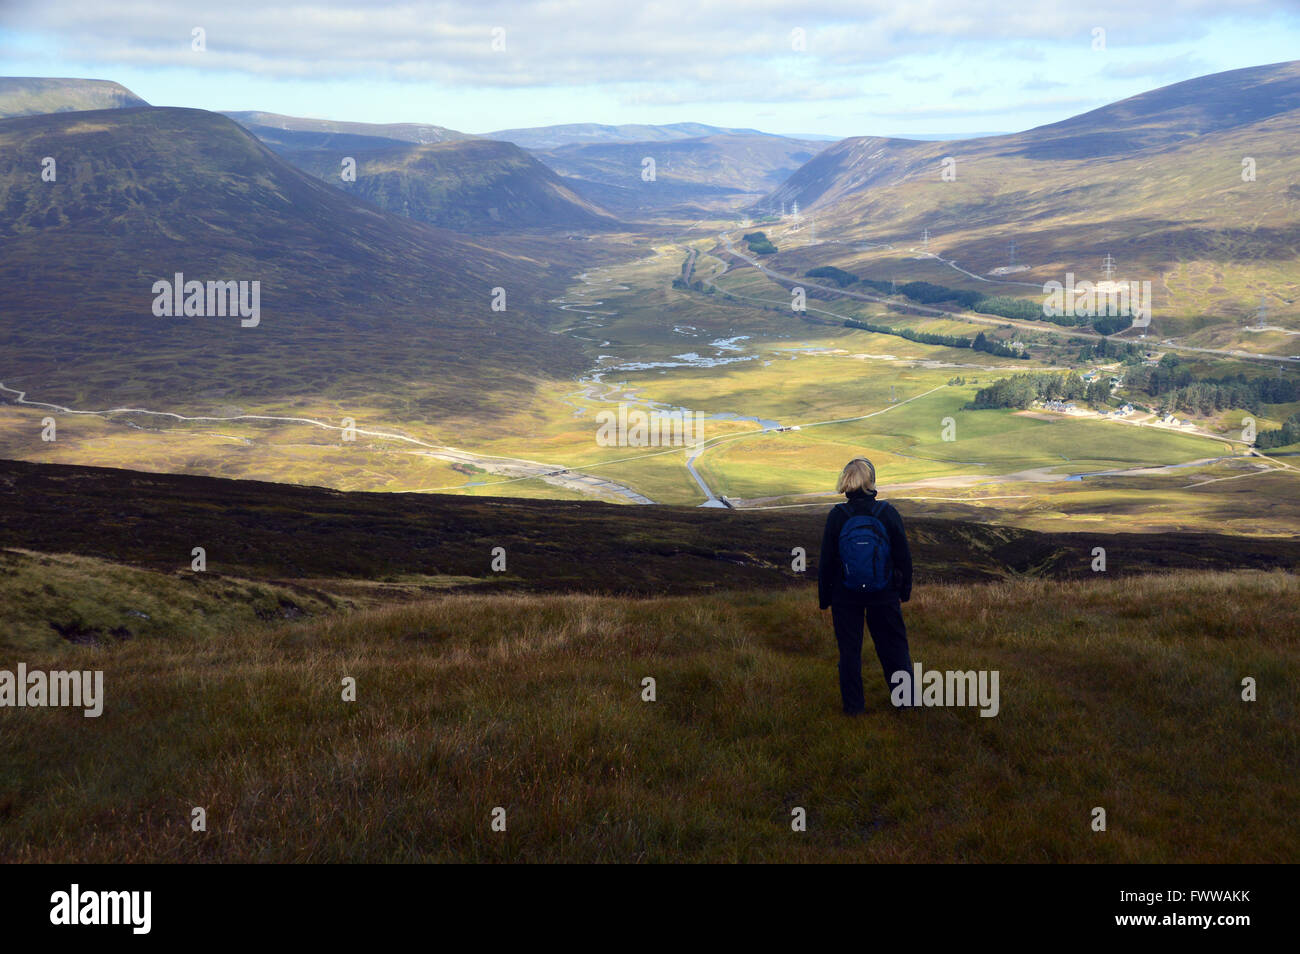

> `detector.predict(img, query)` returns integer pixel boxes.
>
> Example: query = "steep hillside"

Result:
[281,138,620,230]
[754,134,934,212]
[0,107,585,417]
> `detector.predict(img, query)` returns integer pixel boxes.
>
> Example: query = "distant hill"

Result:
[0,107,586,417]
[752,60,1300,332]
[223,110,467,145]
[538,133,826,216]
[1005,60,1300,160]
[543,133,823,192]
[227,111,819,219]
[749,135,934,213]
[266,137,619,231]
[224,111,617,230]
[485,121,768,150]
[0,77,148,118]
[763,60,1300,212]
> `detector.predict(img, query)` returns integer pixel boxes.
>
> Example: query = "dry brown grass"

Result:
[1,570,1295,862]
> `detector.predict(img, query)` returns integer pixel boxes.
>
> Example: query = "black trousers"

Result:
[831,599,913,713]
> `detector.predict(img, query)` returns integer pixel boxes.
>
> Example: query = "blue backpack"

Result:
[837,500,893,592]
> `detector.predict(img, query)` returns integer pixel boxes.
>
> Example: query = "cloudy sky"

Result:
[2,0,1298,137]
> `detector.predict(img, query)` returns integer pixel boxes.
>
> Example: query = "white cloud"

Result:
[4,0,1289,93]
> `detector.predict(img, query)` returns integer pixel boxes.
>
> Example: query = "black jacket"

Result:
[818,489,913,609]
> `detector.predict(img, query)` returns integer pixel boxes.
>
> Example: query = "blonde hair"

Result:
[837,457,876,494]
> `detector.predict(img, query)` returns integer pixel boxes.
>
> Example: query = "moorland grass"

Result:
[1,570,1294,862]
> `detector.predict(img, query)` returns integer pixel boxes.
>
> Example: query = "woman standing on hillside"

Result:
[818,457,914,715]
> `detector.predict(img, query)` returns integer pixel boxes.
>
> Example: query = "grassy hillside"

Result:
[1,570,1294,862]
[0,548,353,651]
[0,106,587,418]
[0,77,147,118]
